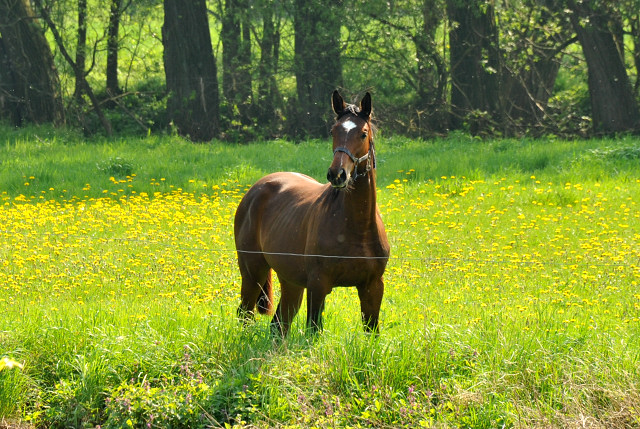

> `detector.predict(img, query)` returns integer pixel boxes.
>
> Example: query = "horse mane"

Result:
[336,103,359,119]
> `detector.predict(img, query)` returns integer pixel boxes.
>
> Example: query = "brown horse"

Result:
[234,91,390,336]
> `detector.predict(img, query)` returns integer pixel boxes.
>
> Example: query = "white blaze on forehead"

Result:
[342,120,357,133]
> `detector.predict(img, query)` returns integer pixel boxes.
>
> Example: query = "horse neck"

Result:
[343,168,378,229]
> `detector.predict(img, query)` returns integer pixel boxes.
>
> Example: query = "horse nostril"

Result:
[339,169,347,182]
[327,169,334,183]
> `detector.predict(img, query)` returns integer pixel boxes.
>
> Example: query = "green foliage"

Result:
[25,0,640,140]
[103,380,214,428]
[0,357,31,418]
[590,145,640,160]
[72,78,169,137]
[97,156,135,178]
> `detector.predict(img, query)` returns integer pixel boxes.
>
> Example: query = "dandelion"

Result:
[0,357,24,371]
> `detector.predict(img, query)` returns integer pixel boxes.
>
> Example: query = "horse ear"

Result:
[332,90,345,115]
[360,92,372,119]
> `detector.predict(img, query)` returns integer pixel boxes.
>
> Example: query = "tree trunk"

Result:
[0,36,19,124]
[106,0,123,98]
[256,2,282,129]
[414,0,446,133]
[293,0,342,138]
[74,0,87,102]
[0,0,64,125]
[221,0,252,124]
[446,0,501,135]
[567,1,640,134]
[163,0,220,141]
[632,14,640,95]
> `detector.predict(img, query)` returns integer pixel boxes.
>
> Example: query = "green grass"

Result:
[1,125,640,428]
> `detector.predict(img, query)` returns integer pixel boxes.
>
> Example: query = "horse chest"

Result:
[306,225,387,284]
[322,256,387,287]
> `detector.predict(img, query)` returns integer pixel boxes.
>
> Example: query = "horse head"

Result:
[327,91,374,189]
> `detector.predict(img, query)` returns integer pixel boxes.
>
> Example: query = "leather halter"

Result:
[333,146,372,180]
[332,106,377,181]
[333,133,376,181]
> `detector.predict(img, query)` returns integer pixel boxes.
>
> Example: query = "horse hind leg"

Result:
[237,255,272,323]
[256,270,274,315]
[270,280,304,337]
[306,285,329,334]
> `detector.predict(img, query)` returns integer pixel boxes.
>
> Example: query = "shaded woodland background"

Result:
[0,0,639,141]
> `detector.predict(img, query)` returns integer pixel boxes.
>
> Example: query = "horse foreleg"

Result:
[306,284,329,334]
[271,281,304,337]
[357,277,384,333]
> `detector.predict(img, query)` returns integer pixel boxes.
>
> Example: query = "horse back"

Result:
[234,172,325,255]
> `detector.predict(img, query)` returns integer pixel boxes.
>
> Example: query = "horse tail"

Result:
[257,269,274,315]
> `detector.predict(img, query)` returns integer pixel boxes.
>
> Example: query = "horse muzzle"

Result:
[327,167,350,189]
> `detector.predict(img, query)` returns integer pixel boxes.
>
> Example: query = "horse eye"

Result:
[361,132,367,139]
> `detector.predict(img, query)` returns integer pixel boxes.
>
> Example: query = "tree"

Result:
[415,0,447,132]
[627,2,640,96]
[221,0,253,124]
[163,0,220,141]
[255,0,283,132]
[362,0,448,135]
[74,0,87,101]
[0,35,19,124]
[33,0,113,135]
[567,0,640,134]
[0,0,64,125]
[499,1,573,134]
[446,0,502,134]
[106,0,125,98]
[293,0,343,138]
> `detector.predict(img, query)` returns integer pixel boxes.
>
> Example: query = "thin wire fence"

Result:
[2,228,638,270]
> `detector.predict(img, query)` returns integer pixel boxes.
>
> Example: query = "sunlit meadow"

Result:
[1,128,640,428]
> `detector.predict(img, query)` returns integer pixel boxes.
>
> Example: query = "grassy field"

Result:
[1,125,640,428]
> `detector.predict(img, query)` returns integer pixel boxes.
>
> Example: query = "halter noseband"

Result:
[333,146,373,180]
